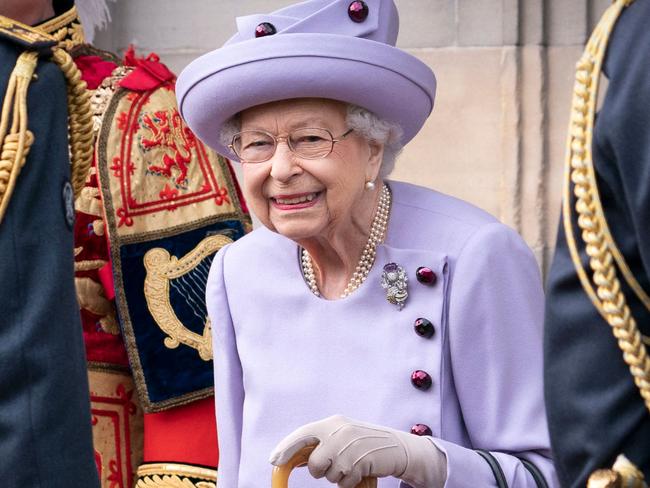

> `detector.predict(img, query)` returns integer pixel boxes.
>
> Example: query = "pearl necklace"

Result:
[301,184,391,298]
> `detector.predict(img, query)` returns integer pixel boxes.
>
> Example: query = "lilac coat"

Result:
[206,180,558,487]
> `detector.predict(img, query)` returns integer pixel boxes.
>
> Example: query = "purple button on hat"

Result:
[255,22,277,37]
[348,1,370,22]
[176,0,437,160]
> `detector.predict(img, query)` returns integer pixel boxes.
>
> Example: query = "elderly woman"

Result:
[176,1,557,487]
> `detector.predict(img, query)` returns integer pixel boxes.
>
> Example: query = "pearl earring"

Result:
[365,180,376,191]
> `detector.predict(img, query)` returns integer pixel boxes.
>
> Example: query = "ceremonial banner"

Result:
[97,67,250,412]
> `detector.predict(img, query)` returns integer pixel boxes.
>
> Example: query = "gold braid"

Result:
[0,51,38,223]
[563,0,650,413]
[51,47,93,197]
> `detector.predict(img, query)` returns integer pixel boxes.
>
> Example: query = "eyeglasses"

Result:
[229,127,354,163]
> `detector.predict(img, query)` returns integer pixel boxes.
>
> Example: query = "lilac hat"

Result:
[176,0,437,159]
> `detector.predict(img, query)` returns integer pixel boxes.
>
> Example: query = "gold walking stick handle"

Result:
[271,444,377,488]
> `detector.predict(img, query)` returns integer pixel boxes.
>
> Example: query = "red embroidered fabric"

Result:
[73,55,128,366]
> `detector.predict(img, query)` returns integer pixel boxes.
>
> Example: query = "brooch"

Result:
[381,262,408,310]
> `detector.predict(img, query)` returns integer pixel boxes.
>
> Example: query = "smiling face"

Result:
[239,98,383,244]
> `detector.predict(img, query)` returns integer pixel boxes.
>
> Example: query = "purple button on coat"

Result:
[411,424,433,436]
[415,266,437,285]
[411,370,432,391]
[414,317,435,338]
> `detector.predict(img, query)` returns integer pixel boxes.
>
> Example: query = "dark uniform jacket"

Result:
[0,2,99,487]
[544,0,650,486]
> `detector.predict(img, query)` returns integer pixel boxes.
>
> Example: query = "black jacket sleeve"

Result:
[0,41,100,487]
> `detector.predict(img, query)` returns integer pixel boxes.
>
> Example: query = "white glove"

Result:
[269,415,447,488]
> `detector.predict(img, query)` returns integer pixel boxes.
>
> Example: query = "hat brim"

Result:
[176,33,436,160]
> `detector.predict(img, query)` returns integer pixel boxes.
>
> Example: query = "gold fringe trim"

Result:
[136,463,216,488]
[0,51,38,224]
[563,0,650,411]
[90,65,132,134]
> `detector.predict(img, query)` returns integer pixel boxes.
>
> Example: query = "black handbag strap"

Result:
[517,457,549,488]
[476,449,508,488]
[475,450,549,488]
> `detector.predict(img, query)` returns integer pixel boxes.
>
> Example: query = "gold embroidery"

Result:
[75,186,107,236]
[90,66,132,134]
[76,186,103,216]
[136,463,216,488]
[0,15,57,46]
[75,259,107,272]
[135,475,215,488]
[75,276,120,335]
[37,6,85,51]
[143,235,232,361]
[93,219,105,236]
[38,7,78,37]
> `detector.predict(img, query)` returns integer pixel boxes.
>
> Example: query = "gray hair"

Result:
[219,103,403,178]
[345,104,403,178]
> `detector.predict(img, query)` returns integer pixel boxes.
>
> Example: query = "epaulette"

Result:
[0,15,56,53]
[0,11,94,226]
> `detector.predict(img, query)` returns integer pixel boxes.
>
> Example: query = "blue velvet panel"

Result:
[118,219,246,406]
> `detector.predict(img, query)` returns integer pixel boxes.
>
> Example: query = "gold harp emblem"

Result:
[143,234,232,361]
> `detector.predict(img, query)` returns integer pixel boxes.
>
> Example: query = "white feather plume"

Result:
[75,0,116,43]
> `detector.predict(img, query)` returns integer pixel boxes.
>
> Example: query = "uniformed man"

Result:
[32,2,251,484]
[0,0,99,486]
[544,0,650,486]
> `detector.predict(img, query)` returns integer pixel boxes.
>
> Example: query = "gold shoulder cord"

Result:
[566,1,650,485]
[564,2,650,347]
[51,45,94,197]
[0,7,93,225]
[42,7,94,200]
[563,0,650,412]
